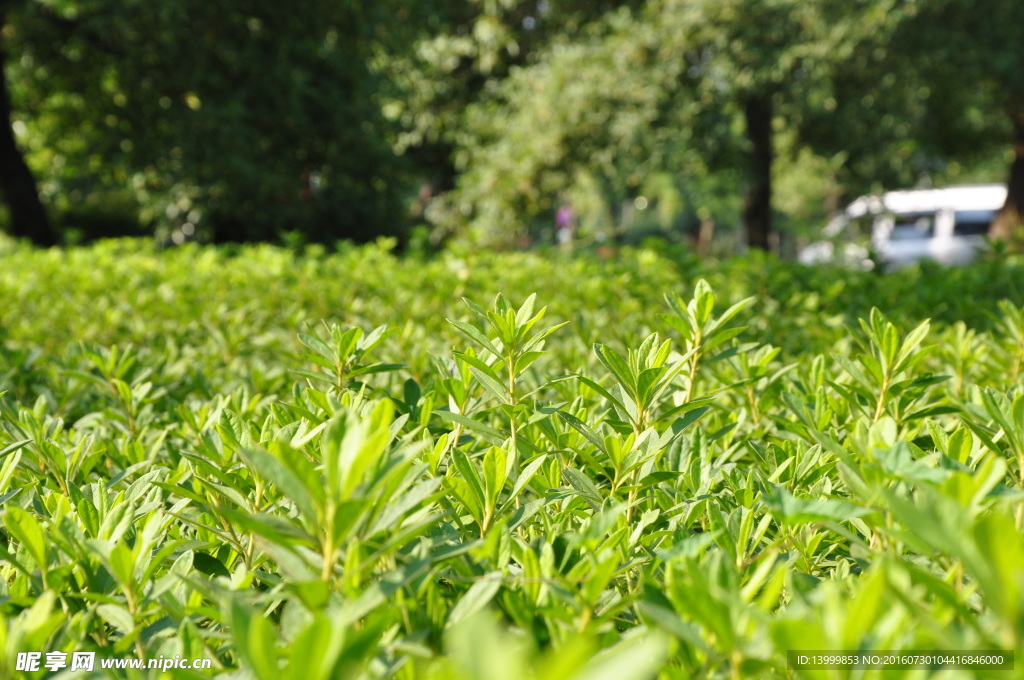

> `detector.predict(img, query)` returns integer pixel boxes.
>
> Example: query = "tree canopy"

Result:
[1,0,1023,249]
[4,0,404,244]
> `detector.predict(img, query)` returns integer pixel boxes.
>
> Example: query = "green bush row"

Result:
[1,240,1023,678]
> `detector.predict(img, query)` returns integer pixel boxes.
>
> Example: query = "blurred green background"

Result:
[1,0,1023,252]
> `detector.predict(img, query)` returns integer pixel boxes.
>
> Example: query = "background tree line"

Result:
[1,0,1022,250]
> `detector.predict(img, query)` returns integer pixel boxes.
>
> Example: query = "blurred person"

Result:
[555,203,576,249]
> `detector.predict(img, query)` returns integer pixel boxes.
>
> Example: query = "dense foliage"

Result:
[2,240,1024,677]
[4,0,406,244]
[380,0,1024,246]
[3,0,1023,247]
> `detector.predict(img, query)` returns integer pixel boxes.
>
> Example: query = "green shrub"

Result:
[1,241,1023,678]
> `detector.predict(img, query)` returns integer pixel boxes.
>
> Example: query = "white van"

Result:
[799,184,1007,269]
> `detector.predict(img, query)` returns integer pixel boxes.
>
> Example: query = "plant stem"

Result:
[508,352,520,513]
[321,504,335,582]
[873,375,890,422]
[508,352,518,457]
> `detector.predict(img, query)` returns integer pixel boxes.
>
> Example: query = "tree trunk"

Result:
[991,108,1024,243]
[696,214,715,257]
[0,12,56,247]
[742,93,773,251]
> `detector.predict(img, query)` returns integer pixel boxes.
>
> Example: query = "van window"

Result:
[889,213,935,240]
[953,210,995,236]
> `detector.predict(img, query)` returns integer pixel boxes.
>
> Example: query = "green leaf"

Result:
[714,296,754,328]
[576,374,628,414]
[514,350,546,375]
[348,362,406,377]
[563,466,603,511]
[506,454,547,507]
[449,319,502,358]
[434,410,507,441]
[216,507,318,550]
[568,631,669,680]
[107,542,136,588]
[693,282,716,326]
[556,410,608,454]
[594,343,636,396]
[192,552,231,578]
[636,366,667,405]
[447,575,503,627]
[237,447,319,523]
[482,446,508,508]
[654,532,720,561]
[458,352,510,402]
[298,333,335,363]
[97,604,135,634]
[669,406,711,436]
[322,410,394,500]
[0,439,30,460]
[289,615,344,680]
[895,318,931,370]
[229,599,281,680]
[764,486,870,525]
[452,448,488,517]
[947,427,973,464]
[3,507,47,568]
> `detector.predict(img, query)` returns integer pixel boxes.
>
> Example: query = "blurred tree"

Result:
[378,0,646,245]
[430,8,697,245]
[889,0,1024,241]
[0,2,56,246]
[5,0,407,244]
[619,0,909,250]
[402,0,904,250]
[7,0,1019,250]
[797,2,995,191]
[798,0,1024,244]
